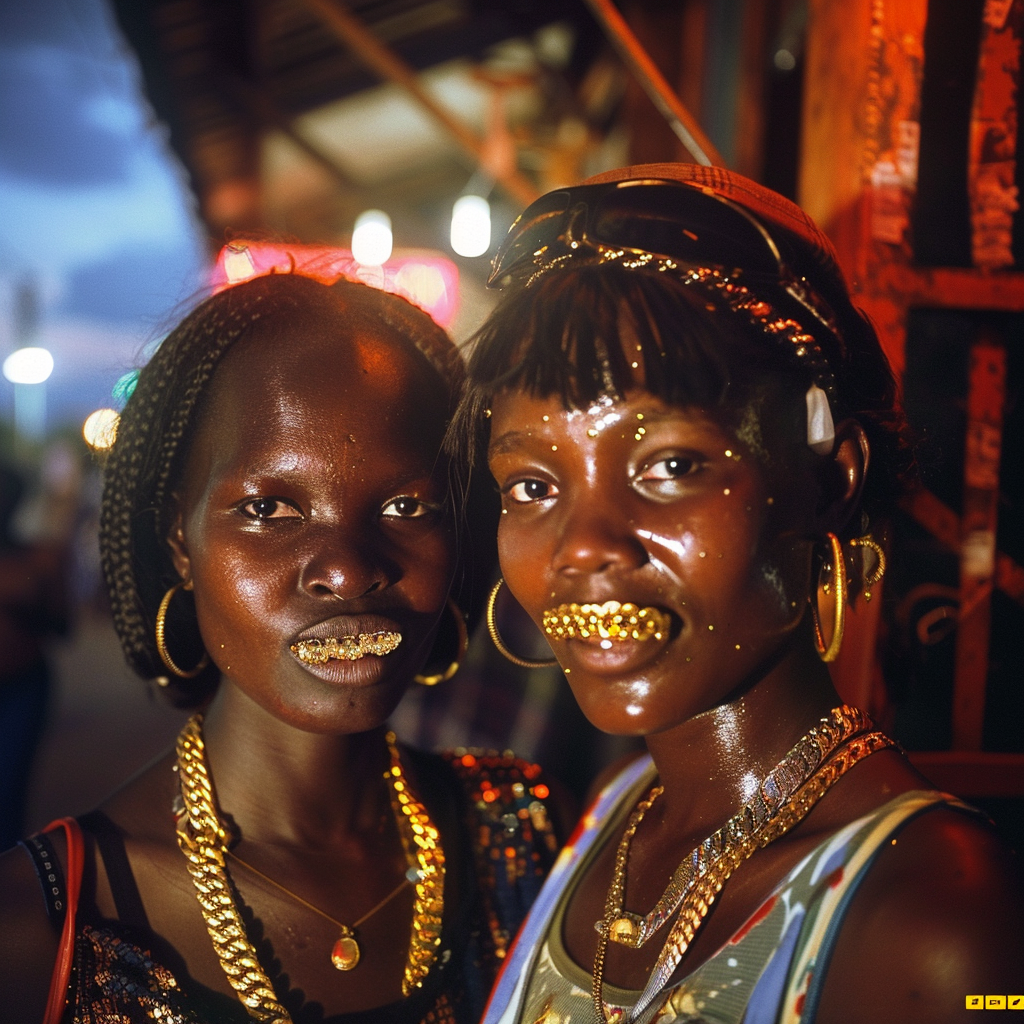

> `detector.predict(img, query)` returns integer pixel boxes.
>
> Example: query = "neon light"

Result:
[210,242,459,329]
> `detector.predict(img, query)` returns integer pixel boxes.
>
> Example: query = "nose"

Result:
[553,502,648,578]
[299,527,395,601]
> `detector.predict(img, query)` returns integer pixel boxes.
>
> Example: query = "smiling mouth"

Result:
[290,632,403,664]
[541,602,670,645]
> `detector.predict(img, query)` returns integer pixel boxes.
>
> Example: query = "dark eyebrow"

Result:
[487,430,537,458]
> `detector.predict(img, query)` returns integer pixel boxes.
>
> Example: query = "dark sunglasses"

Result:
[488,178,838,336]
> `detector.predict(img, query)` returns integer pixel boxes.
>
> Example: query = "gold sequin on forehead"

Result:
[291,631,402,664]
[542,601,670,642]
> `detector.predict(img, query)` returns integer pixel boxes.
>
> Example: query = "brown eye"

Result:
[239,498,302,520]
[508,478,557,503]
[639,456,698,481]
[381,496,435,519]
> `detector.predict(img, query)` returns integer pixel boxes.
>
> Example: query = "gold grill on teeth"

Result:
[291,631,402,664]
[542,602,669,642]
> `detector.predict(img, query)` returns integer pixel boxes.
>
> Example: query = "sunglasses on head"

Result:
[488,178,838,337]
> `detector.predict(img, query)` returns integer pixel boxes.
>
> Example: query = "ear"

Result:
[817,418,869,536]
[165,497,192,582]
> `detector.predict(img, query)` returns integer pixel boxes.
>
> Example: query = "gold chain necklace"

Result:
[173,715,445,1023]
[592,706,895,1024]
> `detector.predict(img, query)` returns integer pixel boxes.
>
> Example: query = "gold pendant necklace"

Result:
[225,847,417,972]
[173,715,446,1022]
[591,706,896,1024]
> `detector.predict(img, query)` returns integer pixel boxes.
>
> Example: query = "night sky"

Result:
[0,0,206,431]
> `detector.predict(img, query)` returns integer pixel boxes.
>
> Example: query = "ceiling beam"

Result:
[298,0,541,210]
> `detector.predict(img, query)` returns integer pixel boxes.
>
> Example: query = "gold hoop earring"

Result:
[850,534,886,602]
[155,581,210,679]
[414,597,469,686]
[811,533,846,663]
[486,579,558,669]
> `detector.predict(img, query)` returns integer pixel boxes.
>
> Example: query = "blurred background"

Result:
[1,0,1021,851]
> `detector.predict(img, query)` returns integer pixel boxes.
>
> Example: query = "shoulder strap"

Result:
[481,754,655,1024]
[77,810,150,933]
[781,791,978,1024]
[18,832,67,930]
[41,817,84,1024]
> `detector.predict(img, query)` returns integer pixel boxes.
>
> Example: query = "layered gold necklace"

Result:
[592,705,895,1024]
[173,715,445,1023]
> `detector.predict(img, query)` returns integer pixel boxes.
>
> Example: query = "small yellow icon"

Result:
[967,995,984,1010]
[1008,995,1024,1010]
[987,996,1007,1009]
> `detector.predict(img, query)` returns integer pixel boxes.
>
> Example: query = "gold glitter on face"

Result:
[291,632,403,664]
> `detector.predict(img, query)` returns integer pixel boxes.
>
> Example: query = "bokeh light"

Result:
[3,347,55,384]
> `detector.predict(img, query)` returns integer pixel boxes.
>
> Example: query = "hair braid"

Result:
[100,285,279,703]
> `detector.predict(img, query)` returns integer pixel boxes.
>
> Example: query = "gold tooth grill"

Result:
[542,602,670,642]
[291,631,402,664]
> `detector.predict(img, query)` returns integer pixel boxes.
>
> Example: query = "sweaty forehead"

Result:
[179,323,449,484]
[211,321,441,415]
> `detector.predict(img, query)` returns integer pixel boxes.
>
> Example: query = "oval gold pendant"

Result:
[331,932,361,971]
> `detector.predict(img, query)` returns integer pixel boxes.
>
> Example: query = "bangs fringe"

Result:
[451,265,776,470]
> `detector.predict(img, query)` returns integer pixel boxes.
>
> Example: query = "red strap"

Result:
[42,817,83,1024]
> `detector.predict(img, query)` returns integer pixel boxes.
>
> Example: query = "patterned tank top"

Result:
[483,756,973,1024]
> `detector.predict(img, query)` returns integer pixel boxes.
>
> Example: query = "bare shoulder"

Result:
[817,803,1024,1023]
[0,831,67,1023]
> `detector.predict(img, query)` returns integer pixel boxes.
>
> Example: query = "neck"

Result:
[643,640,842,838]
[197,685,395,849]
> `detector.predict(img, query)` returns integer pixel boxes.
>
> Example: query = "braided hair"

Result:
[99,273,462,707]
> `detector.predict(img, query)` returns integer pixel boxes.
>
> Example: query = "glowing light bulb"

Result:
[352,210,393,267]
[450,195,491,258]
[3,347,54,384]
[83,408,120,451]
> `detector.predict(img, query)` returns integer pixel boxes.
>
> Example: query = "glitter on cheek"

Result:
[625,704,643,717]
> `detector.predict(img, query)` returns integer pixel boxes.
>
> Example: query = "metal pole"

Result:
[582,0,724,167]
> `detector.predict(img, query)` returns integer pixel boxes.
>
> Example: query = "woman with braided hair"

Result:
[0,272,560,1023]
[452,164,1023,1024]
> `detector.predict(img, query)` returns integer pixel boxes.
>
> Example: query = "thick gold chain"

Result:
[591,709,895,1024]
[385,730,446,995]
[174,715,446,1021]
[175,715,291,1023]
[598,705,871,951]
